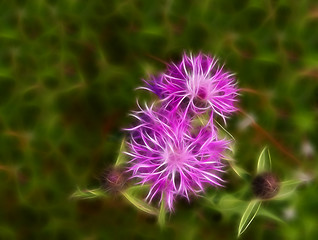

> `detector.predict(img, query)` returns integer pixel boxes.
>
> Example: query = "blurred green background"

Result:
[0,0,317,239]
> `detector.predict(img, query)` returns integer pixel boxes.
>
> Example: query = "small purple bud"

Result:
[252,172,280,199]
[101,167,128,194]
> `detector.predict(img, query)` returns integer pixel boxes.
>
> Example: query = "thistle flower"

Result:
[125,104,230,211]
[144,53,239,122]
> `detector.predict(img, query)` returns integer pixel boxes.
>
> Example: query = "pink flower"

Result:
[125,104,230,211]
[145,53,239,123]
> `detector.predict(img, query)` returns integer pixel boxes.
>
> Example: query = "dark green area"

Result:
[0,0,317,239]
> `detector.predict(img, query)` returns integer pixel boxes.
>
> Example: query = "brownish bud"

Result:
[252,172,280,199]
[101,167,128,194]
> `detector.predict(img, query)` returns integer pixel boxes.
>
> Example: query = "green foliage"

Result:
[71,187,107,199]
[158,198,166,228]
[256,147,272,174]
[238,200,262,237]
[114,138,127,167]
[121,185,159,216]
[274,180,303,200]
[0,0,317,239]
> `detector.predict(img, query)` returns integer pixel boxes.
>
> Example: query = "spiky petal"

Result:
[125,104,230,211]
[145,53,239,123]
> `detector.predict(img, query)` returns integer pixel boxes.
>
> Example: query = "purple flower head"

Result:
[125,104,230,211]
[146,53,239,123]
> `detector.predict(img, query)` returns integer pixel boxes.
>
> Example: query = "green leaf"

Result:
[158,199,166,228]
[218,194,245,210]
[115,138,127,166]
[205,193,248,218]
[273,179,302,200]
[121,185,159,215]
[196,115,209,126]
[124,184,150,195]
[214,120,235,140]
[218,194,246,212]
[256,147,271,174]
[238,199,262,237]
[228,160,250,180]
[70,187,107,199]
[258,208,284,223]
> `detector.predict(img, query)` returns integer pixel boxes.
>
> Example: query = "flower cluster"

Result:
[125,53,239,211]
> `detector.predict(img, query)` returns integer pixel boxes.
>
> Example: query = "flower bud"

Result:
[252,172,280,199]
[101,167,127,194]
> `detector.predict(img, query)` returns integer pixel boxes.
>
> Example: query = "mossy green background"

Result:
[0,0,317,239]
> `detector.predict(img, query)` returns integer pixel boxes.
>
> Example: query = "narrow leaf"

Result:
[197,115,209,126]
[115,138,127,166]
[238,200,261,237]
[256,147,271,174]
[158,198,166,227]
[228,160,249,180]
[124,184,151,195]
[273,179,302,200]
[71,187,107,199]
[258,208,284,223]
[121,190,159,215]
[214,120,235,140]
